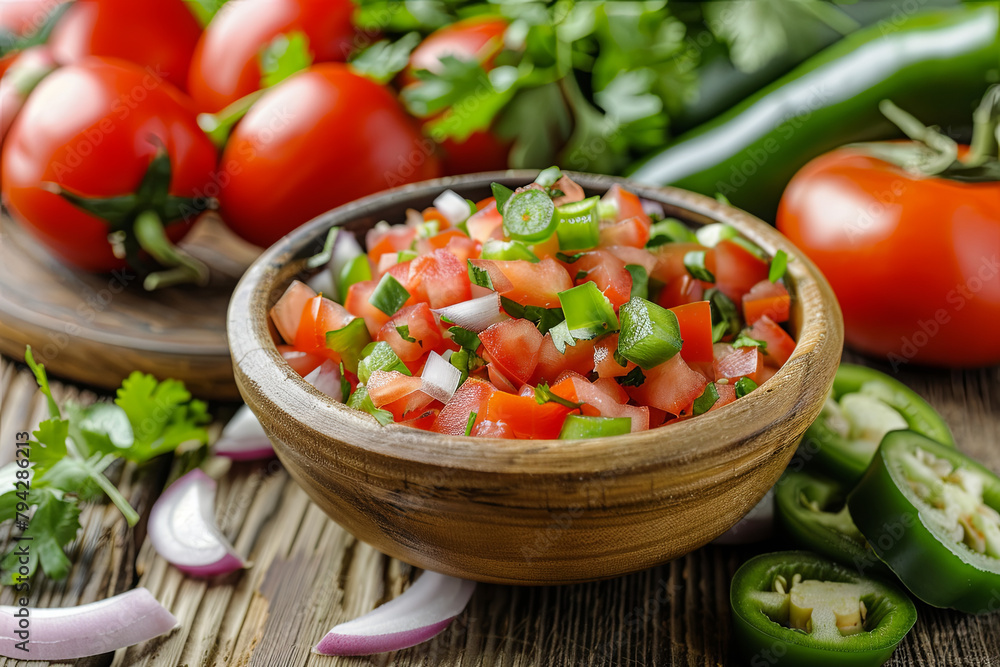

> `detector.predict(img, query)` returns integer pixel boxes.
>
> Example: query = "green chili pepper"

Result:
[554,196,601,251]
[800,364,955,484]
[848,431,1000,614]
[559,414,631,439]
[502,188,556,242]
[368,272,410,316]
[558,282,619,340]
[616,297,682,369]
[731,551,916,667]
[775,470,889,578]
[630,5,1000,220]
[480,239,541,262]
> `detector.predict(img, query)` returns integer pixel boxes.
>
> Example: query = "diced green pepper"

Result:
[338,253,372,303]
[557,282,619,340]
[558,414,631,439]
[325,318,372,374]
[356,341,410,384]
[616,296,681,369]
[648,218,697,246]
[554,196,601,251]
[346,385,394,426]
[480,239,540,262]
[368,272,410,316]
[731,551,916,667]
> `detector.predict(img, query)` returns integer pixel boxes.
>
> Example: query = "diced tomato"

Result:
[670,301,713,364]
[479,319,542,384]
[604,245,658,275]
[593,377,629,403]
[445,234,481,262]
[294,294,355,359]
[649,242,704,284]
[471,419,516,438]
[277,344,324,377]
[714,347,764,384]
[366,370,423,407]
[376,303,443,362]
[743,279,791,325]
[599,216,650,248]
[568,250,632,309]
[421,206,450,230]
[431,377,495,435]
[417,228,465,254]
[713,240,769,302]
[593,333,632,379]
[383,392,436,421]
[602,183,651,224]
[487,363,519,393]
[648,407,669,428]
[466,201,503,243]
[269,280,317,344]
[626,353,708,416]
[748,315,797,367]
[399,408,440,430]
[658,274,704,309]
[758,365,778,384]
[366,225,417,265]
[470,258,573,309]
[531,334,598,384]
[550,375,649,431]
[475,196,495,211]
[709,383,738,412]
[531,233,561,260]
[481,392,572,439]
[406,249,473,309]
[345,280,392,337]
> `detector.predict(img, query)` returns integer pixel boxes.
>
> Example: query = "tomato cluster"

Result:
[0,0,513,281]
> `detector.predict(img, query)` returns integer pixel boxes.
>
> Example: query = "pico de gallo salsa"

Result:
[267,169,797,439]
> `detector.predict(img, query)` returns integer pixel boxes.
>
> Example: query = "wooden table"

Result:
[0,353,997,666]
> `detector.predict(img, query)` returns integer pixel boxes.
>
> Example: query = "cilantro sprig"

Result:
[0,347,211,583]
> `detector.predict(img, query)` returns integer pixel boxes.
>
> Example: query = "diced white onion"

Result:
[433,190,472,226]
[420,351,461,404]
[432,293,507,333]
[304,360,344,402]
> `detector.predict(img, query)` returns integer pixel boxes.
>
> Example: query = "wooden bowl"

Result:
[228,172,843,585]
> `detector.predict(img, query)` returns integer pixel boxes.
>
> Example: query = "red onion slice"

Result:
[433,189,472,225]
[213,405,274,461]
[314,571,476,656]
[420,351,461,404]
[304,360,343,401]
[0,588,177,660]
[432,293,507,333]
[712,489,774,545]
[148,470,249,577]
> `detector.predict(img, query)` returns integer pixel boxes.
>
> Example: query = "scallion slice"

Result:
[502,188,557,242]
[368,273,410,316]
[554,196,600,250]
[535,166,562,187]
[559,414,631,439]
[616,296,682,369]
[684,250,715,283]
[480,239,540,262]
[693,383,720,415]
[325,318,372,373]
[557,282,619,340]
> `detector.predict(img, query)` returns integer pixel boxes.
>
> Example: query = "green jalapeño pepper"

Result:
[800,364,954,484]
[775,470,889,578]
[848,431,1000,614]
[731,551,916,667]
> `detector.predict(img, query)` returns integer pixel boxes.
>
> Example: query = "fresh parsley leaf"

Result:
[491,183,515,212]
[259,31,313,89]
[549,320,576,354]
[448,326,480,352]
[625,264,648,300]
[735,377,759,398]
[616,366,646,388]
[339,362,351,402]
[468,260,494,289]
[732,334,768,353]
[350,32,421,85]
[693,383,720,416]
[396,325,417,343]
[115,372,211,462]
[500,297,564,335]
[534,383,584,410]
[1,488,80,583]
[24,346,59,418]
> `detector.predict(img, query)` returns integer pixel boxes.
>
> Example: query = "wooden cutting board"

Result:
[0,213,260,400]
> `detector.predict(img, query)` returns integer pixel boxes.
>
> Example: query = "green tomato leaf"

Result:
[260,31,313,89]
[350,32,422,85]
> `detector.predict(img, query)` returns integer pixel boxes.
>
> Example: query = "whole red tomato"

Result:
[218,64,441,248]
[0,46,57,144]
[48,0,201,91]
[1,58,217,273]
[187,0,356,113]
[777,146,1000,368]
[404,16,511,175]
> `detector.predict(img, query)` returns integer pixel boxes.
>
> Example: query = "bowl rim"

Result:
[228,170,843,476]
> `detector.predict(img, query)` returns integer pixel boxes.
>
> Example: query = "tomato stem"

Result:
[133,210,209,290]
[878,100,957,175]
[198,89,265,149]
[966,84,999,167]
